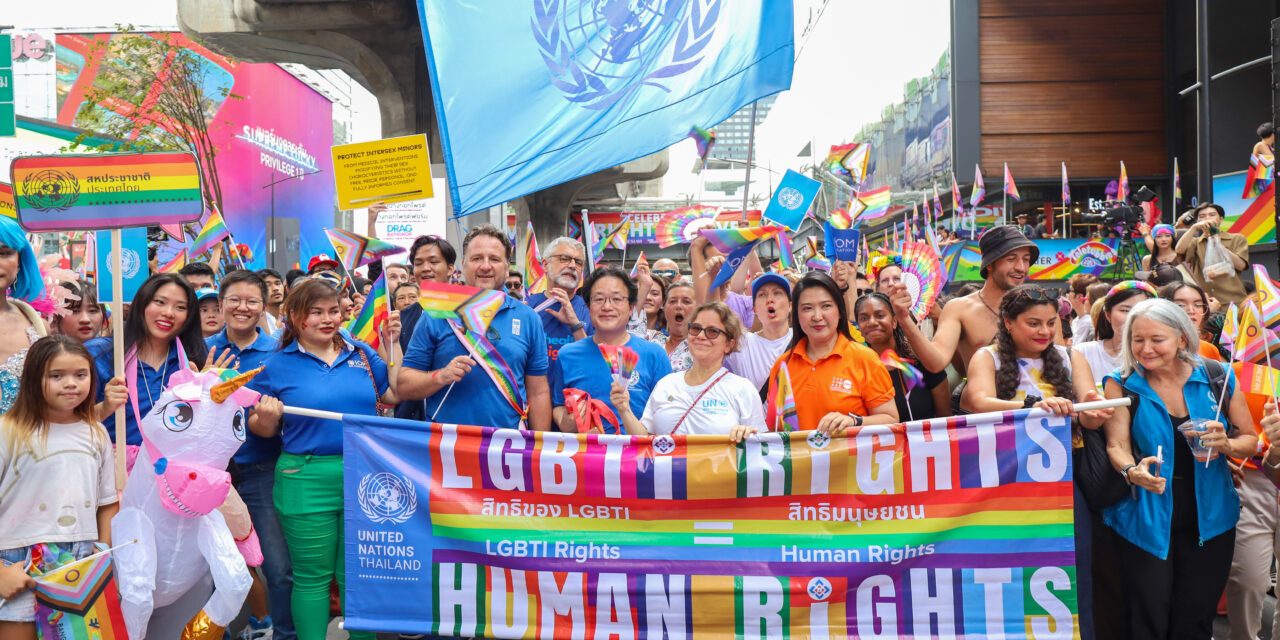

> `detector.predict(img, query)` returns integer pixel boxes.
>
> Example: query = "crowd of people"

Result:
[0,196,1275,640]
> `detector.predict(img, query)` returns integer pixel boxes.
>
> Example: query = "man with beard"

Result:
[887,225,1037,378]
[399,225,551,430]
[525,236,592,362]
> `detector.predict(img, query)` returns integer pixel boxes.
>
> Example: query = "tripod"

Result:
[1104,233,1145,280]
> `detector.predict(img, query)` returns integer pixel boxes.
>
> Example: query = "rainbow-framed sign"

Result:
[10,152,204,232]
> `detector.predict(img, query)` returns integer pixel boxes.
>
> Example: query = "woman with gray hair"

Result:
[1100,297,1256,638]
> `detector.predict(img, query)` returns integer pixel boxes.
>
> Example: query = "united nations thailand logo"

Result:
[806,431,830,450]
[358,472,418,524]
[652,434,675,455]
[533,0,722,110]
[806,577,832,601]
[21,169,80,212]
[778,187,804,210]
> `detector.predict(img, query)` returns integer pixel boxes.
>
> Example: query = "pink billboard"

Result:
[54,33,335,270]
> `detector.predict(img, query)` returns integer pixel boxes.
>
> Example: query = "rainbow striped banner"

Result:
[342,409,1078,637]
[10,152,203,231]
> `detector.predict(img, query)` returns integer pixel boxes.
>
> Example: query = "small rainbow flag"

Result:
[777,232,795,269]
[1235,300,1280,365]
[1253,265,1280,332]
[158,249,187,274]
[881,349,924,391]
[829,207,853,229]
[348,272,389,350]
[597,218,631,254]
[840,143,870,184]
[698,225,783,254]
[825,143,855,176]
[31,546,128,640]
[1118,161,1129,202]
[932,184,943,219]
[525,222,547,294]
[969,164,986,208]
[1173,157,1181,203]
[629,251,648,279]
[419,281,505,334]
[1243,154,1275,199]
[854,186,892,222]
[951,171,964,216]
[326,228,407,273]
[1223,302,1239,357]
[688,126,716,163]
[765,362,799,431]
[1061,162,1071,206]
[805,236,820,260]
[1003,163,1021,202]
[189,207,230,257]
[806,256,831,271]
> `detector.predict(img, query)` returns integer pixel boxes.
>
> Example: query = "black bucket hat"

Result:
[979,225,1039,278]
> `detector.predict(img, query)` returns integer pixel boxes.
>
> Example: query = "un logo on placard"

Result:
[22,169,80,212]
[778,187,804,210]
[533,0,722,110]
[108,248,141,279]
[358,472,418,524]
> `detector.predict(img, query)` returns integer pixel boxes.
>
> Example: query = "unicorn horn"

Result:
[211,366,264,404]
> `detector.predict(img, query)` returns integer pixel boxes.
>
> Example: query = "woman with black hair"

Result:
[87,273,213,446]
[764,272,898,433]
[1159,280,1223,362]
[1076,281,1158,386]
[854,292,950,422]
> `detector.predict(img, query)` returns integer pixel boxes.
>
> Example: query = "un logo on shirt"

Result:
[358,473,417,524]
[533,0,721,110]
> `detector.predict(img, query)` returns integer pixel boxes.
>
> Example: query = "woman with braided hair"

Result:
[961,283,1114,640]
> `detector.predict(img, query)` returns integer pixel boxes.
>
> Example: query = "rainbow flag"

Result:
[1061,162,1071,206]
[189,207,230,257]
[825,143,855,176]
[839,143,870,184]
[1118,161,1129,202]
[698,225,782,254]
[1227,182,1276,245]
[1254,265,1280,332]
[969,164,985,208]
[1003,163,1021,202]
[853,186,892,222]
[31,546,128,640]
[777,232,795,269]
[1235,300,1280,365]
[1173,157,1181,203]
[881,349,924,391]
[584,217,601,267]
[828,207,853,229]
[951,171,964,216]
[805,236,820,260]
[688,126,716,163]
[596,218,630,253]
[419,281,495,325]
[1243,154,1275,199]
[1223,302,1239,357]
[349,273,389,350]
[805,256,831,271]
[765,361,799,431]
[525,222,547,295]
[932,184,943,219]
[326,228,407,273]
[629,251,648,279]
[158,249,187,274]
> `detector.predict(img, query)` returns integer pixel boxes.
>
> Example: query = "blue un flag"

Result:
[418,0,795,215]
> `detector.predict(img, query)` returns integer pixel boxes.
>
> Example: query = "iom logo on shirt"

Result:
[357,473,417,524]
[829,377,853,394]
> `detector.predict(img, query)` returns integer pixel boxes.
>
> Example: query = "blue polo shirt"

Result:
[524,291,593,363]
[403,295,548,429]
[550,335,671,434]
[87,337,184,447]
[207,328,281,464]
[249,338,389,456]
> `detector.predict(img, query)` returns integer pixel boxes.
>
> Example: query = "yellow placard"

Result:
[331,134,433,210]
[0,183,14,219]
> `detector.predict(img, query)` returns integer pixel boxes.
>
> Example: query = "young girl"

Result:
[52,281,104,344]
[0,336,127,640]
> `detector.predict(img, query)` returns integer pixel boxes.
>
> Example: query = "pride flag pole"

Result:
[111,229,126,492]
[739,101,758,224]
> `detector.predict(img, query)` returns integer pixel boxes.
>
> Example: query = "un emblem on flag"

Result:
[358,472,418,524]
[533,0,722,110]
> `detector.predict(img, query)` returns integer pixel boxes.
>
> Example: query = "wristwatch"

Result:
[1022,394,1041,409]
[845,413,864,427]
[569,321,586,332]
[1120,463,1138,485]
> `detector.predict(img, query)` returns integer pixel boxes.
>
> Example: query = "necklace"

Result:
[978,293,999,318]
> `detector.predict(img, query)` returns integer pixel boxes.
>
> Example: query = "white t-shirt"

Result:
[641,368,766,435]
[1074,341,1118,387]
[724,330,792,391]
[1071,315,1095,343]
[980,344,1073,401]
[0,421,117,549]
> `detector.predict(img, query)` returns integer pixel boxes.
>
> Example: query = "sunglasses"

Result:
[654,270,679,278]
[1013,288,1053,303]
[687,323,726,340]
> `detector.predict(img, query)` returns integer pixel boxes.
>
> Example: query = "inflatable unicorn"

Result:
[111,366,263,640]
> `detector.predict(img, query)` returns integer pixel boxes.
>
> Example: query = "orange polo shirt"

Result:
[766,334,897,429]
[1199,340,1221,362]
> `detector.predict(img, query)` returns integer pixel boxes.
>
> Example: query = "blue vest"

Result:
[1102,363,1240,559]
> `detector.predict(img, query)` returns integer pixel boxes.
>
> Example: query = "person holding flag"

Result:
[724,273,793,394]
[525,236,592,361]
[398,225,552,431]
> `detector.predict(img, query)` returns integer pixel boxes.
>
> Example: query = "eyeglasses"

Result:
[224,297,264,309]
[687,323,727,340]
[1175,301,1208,313]
[590,296,628,307]
[547,254,585,267]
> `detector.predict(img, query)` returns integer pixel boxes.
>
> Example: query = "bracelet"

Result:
[1264,448,1280,470]
[1120,463,1137,485]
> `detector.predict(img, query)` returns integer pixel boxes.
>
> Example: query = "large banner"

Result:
[944,238,1135,283]
[343,410,1078,638]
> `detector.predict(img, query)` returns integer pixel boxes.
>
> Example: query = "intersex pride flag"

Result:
[342,410,1078,637]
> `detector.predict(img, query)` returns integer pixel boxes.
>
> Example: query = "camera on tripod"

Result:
[1080,186,1158,235]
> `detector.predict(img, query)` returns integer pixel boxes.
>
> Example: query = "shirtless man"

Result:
[887,225,1038,377]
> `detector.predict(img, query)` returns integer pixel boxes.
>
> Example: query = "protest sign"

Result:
[764,169,820,231]
[10,152,204,491]
[341,408,1079,637]
[374,199,447,256]
[824,223,860,262]
[332,134,433,210]
[0,182,13,219]
[95,227,147,303]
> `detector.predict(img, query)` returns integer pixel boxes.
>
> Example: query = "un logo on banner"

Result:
[358,472,418,524]
[22,169,80,212]
[807,577,832,601]
[533,0,722,110]
[107,248,141,279]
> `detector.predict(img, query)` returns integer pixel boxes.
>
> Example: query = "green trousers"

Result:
[274,453,374,640]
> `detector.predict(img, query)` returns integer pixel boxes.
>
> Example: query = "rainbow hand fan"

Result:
[656,206,716,248]
[599,343,640,386]
[900,241,945,318]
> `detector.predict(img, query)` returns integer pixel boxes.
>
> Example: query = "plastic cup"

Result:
[1177,419,1217,463]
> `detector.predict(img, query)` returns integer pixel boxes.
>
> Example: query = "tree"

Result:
[68,27,241,219]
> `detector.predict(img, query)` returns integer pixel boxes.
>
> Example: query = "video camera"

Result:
[1080,186,1157,234]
